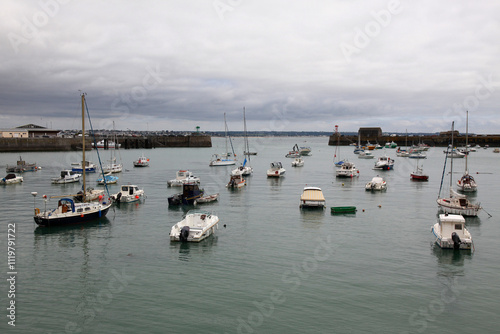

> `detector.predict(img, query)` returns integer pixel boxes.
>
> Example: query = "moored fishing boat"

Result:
[168,183,204,205]
[110,185,145,203]
[167,170,201,187]
[133,154,149,167]
[51,170,81,184]
[336,161,359,178]
[431,213,473,250]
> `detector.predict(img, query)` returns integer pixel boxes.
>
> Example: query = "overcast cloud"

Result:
[1,0,499,133]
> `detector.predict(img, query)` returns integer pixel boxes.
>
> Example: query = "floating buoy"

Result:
[362,209,365,212]
[342,183,344,186]
[378,205,382,208]
[223,224,227,228]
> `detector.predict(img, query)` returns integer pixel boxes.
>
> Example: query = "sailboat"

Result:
[209,113,237,166]
[410,159,428,181]
[333,125,346,167]
[102,122,123,173]
[353,131,364,154]
[232,107,253,175]
[436,121,481,216]
[33,93,112,227]
[457,111,477,192]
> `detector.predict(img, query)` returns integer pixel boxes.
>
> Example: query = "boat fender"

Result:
[180,226,190,242]
[451,232,461,249]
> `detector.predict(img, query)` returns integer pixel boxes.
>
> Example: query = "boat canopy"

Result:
[300,188,325,202]
[58,198,76,212]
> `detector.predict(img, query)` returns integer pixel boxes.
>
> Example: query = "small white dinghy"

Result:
[291,157,304,167]
[170,210,219,242]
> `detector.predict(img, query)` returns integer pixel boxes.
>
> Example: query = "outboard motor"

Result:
[180,226,190,242]
[115,192,122,203]
[451,232,461,250]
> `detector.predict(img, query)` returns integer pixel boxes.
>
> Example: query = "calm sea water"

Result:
[1,136,499,334]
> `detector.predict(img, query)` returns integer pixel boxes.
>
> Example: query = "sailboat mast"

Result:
[81,93,86,202]
[465,110,468,171]
[450,121,454,187]
[224,113,228,155]
[243,107,250,162]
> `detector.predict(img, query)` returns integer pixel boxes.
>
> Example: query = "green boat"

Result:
[331,206,357,214]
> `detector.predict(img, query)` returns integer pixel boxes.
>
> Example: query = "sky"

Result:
[1,0,499,134]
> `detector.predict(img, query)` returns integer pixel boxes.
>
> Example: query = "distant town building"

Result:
[439,130,460,137]
[0,124,61,138]
[358,127,382,138]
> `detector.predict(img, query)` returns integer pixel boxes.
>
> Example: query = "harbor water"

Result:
[1,136,499,333]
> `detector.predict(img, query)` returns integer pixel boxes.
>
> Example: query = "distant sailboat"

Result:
[210,113,237,166]
[232,107,253,175]
[457,111,477,192]
[437,121,481,216]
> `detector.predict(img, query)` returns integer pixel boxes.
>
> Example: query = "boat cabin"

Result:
[438,214,467,239]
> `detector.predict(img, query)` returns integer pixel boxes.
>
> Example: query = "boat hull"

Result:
[34,205,111,227]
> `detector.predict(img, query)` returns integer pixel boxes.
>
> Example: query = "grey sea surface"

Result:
[0,136,499,333]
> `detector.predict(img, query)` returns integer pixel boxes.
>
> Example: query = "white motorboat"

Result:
[210,113,237,166]
[231,164,253,176]
[92,139,121,149]
[358,150,374,159]
[299,187,325,209]
[336,162,359,178]
[444,148,465,158]
[299,146,312,156]
[365,176,387,190]
[133,154,149,167]
[170,210,219,242]
[111,185,145,203]
[71,160,97,173]
[167,170,201,187]
[51,170,82,184]
[373,155,394,170]
[267,162,286,177]
[227,173,246,189]
[0,173,23,185]
[431,214,473,250]
[291,157,304,167]
[408,151,427,159]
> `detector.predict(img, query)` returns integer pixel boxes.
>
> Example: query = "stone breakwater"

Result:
[0,135,212,152]
[328,134,500,147]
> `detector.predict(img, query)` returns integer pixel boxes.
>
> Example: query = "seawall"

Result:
[328,134,500,147]
[0,135,212,152]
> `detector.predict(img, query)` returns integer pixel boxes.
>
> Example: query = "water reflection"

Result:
[170,235,219,261]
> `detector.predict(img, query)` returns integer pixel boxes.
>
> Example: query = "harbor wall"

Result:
[328,134,500,147]
[0,135,212,152]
